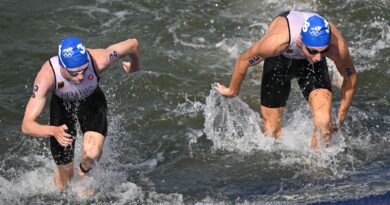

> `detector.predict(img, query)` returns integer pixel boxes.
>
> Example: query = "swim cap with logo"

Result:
[58,37,88,69]
[300,15,330,47]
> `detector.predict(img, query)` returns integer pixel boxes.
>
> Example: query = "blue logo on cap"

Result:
[58,37,88,69]
[301,15,330,47]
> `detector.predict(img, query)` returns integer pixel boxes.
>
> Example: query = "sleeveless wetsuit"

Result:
[261,10,332,108]
[48,52,107,165]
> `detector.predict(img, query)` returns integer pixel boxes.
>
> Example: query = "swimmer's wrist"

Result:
[229,89,239,97]
[48,125,57,137]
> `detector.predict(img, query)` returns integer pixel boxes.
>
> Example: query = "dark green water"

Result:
[0,0,389,204]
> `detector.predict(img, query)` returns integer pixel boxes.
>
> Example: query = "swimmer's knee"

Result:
[83,132,104,160]
[84,149,102,162]
[313,113,331,130]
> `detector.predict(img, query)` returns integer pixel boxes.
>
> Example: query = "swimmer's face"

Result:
[303,45,329,64]
[63,62,89,84]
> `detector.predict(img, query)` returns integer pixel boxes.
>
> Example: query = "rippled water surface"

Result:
[0,0,389,204]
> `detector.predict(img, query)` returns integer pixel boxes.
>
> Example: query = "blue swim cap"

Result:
[301,15,330,47]
[58,37,88,69]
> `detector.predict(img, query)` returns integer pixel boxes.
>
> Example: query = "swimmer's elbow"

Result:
[21,118,33,136]
[21,123,29,135]
[126,38,139,53]
[342,72,357,86]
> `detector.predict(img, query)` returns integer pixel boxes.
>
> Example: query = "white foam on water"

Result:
[203,86,351,174]
[68,5,110,19]
[261,0,317,10]
[195,196,303,205]
[145,191,184,205]
[171,98,205,119]
[166,20,215,50]
[204,87,273,153]
[0,110,190,204]
[95,0,122,3]
[353,20,390,59]
[69,113,148,202]
[186,128,206,159]
[101,10,131,28]
[279,110,350,176]
[110,182,144,205]
[0,156,57,204]
[178,38,211,49]
[215,38,253,60]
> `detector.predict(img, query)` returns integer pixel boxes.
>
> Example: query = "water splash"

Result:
[203,86,351,176]
[204,86,273,152]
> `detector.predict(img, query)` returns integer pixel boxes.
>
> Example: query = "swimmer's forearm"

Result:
[228,56,250,96]
[126,39,140,65]
[22,120,55,138]
[339,72,357,115]
[129,52,140,72]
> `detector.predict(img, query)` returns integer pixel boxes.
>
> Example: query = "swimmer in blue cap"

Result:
[301,15,330,47]
[215,11,357,149]
[22,36,141,193]
[58,37,89,69]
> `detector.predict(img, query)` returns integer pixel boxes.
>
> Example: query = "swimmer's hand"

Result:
[122,62,132,74]
[53,124,73,147]
[215,82,236,97]
[122,61,139,73]
[337,110,346,126]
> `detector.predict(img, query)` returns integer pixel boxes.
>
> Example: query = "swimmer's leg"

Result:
[308,88,332,149]
[78,131,105,179]
[54,162,74,191]
[260,106,284,138]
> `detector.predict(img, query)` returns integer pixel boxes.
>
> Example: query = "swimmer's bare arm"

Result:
[21,61,72,147]
[215,17,289,96]
[328,22,357,124]
[88,38,141,76]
